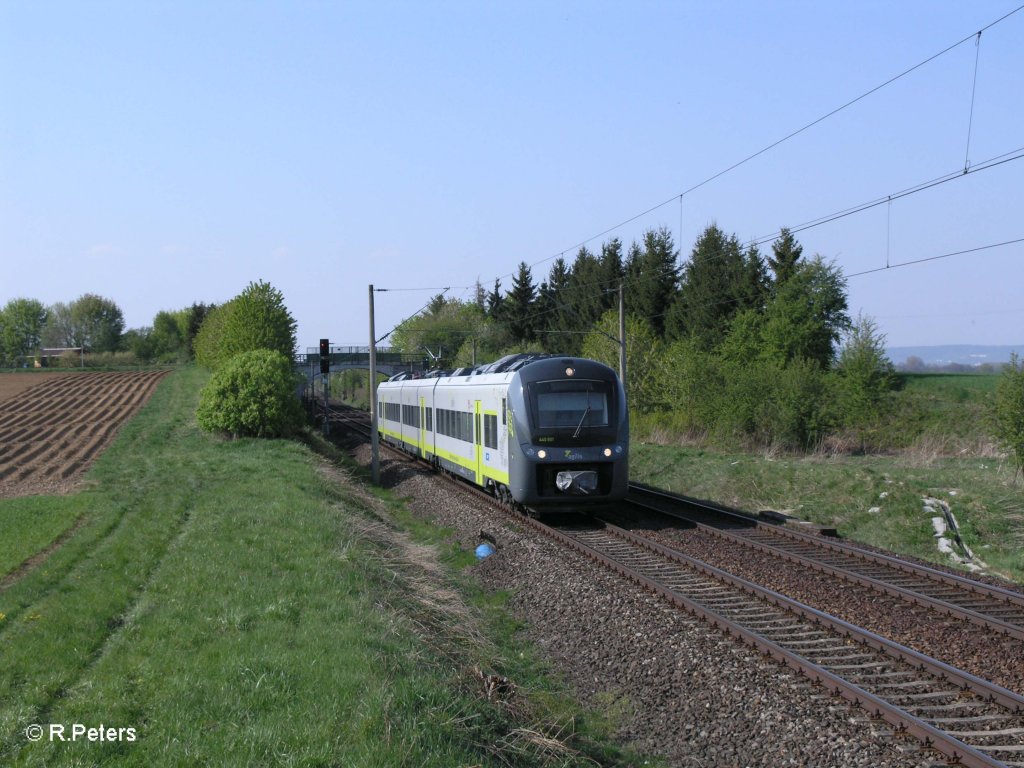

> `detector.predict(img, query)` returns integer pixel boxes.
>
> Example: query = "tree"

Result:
[486,278,505,321]
[625,227,678,338]
[193,302,234,369]
[391,295,483,367]
[993,353,1024,480]
[504,262,537,344]
[759,255,850,368]
[581,310,661,416]
[769,227,803,288]
[193,280,297,370]
[186,302,215,358]
[536,257,572,352]
[41,302,74,348]
[1,298,47,363]
[121,327,155,361]
[150,310,186,361]
[667,224,763,347]
[473,278,486,311]
[196,349,303,438]
[68,293,125,352]
[834,314,897,439]
[565,247,609,340]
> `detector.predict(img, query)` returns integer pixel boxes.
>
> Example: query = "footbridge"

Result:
[296,344,428,382]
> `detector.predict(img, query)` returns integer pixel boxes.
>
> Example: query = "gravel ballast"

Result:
[356,445,941,767]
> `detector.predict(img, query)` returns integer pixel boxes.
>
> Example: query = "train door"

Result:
[474,399,483,486]
[419,396,426,457]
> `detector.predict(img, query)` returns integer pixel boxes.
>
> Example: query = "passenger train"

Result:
[376,353,629,510]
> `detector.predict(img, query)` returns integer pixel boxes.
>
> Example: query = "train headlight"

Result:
[537,449,547,459]
[565,367,574,377]
[603,448,612,457]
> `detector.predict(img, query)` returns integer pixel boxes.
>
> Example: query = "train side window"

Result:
[501,399,506,425]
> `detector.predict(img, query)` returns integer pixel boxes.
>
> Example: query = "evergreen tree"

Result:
[744,242,770,311]
[537,257,571,352]
[667,224,758,347]
[565,246,607,334]
[599,238,625,295]
[486,278,505,321]
[505,262,538,344]
[473,278,486,310]
[627,227,678,338]
[769,227,803,288]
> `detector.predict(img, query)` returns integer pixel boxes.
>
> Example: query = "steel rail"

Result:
[629,484,1024,614]
[537,517,1024,767]
[334,416,1024,764]
[625,495,1024,642]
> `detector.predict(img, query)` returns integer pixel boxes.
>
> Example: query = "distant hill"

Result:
[887,344,1022,369]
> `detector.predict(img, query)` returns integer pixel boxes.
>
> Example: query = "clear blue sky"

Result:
[2,1,1021,351]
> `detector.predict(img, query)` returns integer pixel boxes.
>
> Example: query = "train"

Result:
[376,353,629,510]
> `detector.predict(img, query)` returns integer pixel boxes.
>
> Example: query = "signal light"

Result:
[319,338,330,374]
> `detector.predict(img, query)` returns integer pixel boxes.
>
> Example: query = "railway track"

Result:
[627,484,1024,641]
[523,515,1024,768]
[326,404,1024,765]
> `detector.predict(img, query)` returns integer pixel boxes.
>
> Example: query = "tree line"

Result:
[392,223,896,451]
[0,294,215,366]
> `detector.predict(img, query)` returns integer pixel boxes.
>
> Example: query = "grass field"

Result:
[0,367,636,767]
[630,441,1024,584]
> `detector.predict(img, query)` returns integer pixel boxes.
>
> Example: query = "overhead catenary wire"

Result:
[372,7,1023,347]
[484,3,1024,287]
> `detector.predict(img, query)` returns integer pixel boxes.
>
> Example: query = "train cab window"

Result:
[531,380,610,429]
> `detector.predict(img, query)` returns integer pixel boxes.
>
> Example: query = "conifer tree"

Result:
[505,262,537,344]
[486,278,505,320]
[668,224,755,347]
[769,227,803,288]
[537,257,571,352]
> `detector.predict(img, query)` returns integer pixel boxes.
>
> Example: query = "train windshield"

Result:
[533,380,610,429]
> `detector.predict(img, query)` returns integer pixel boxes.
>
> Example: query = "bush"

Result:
[197,349,304,438]
[992,353,1024,479]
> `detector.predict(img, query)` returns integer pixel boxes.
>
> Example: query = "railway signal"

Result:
[319,338,330,374]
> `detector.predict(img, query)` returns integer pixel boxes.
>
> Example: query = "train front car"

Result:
[507,357,628,509]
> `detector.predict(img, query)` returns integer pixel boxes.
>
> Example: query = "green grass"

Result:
[0,497,84,577]
[889,373,999,444]
[1,367,638,767]
[630,441,1024,584]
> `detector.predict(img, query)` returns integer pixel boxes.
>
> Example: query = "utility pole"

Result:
[618,280,627,396]
[369,284,380,485]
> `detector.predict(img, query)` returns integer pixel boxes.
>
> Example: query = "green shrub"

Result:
[992,354,1024,479]
[196,349,304,438]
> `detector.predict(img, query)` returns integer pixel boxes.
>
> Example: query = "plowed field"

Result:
[0,370,169,497]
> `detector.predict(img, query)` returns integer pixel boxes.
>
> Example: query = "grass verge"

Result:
[1,367,637,766]
[630,440,1024,584]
